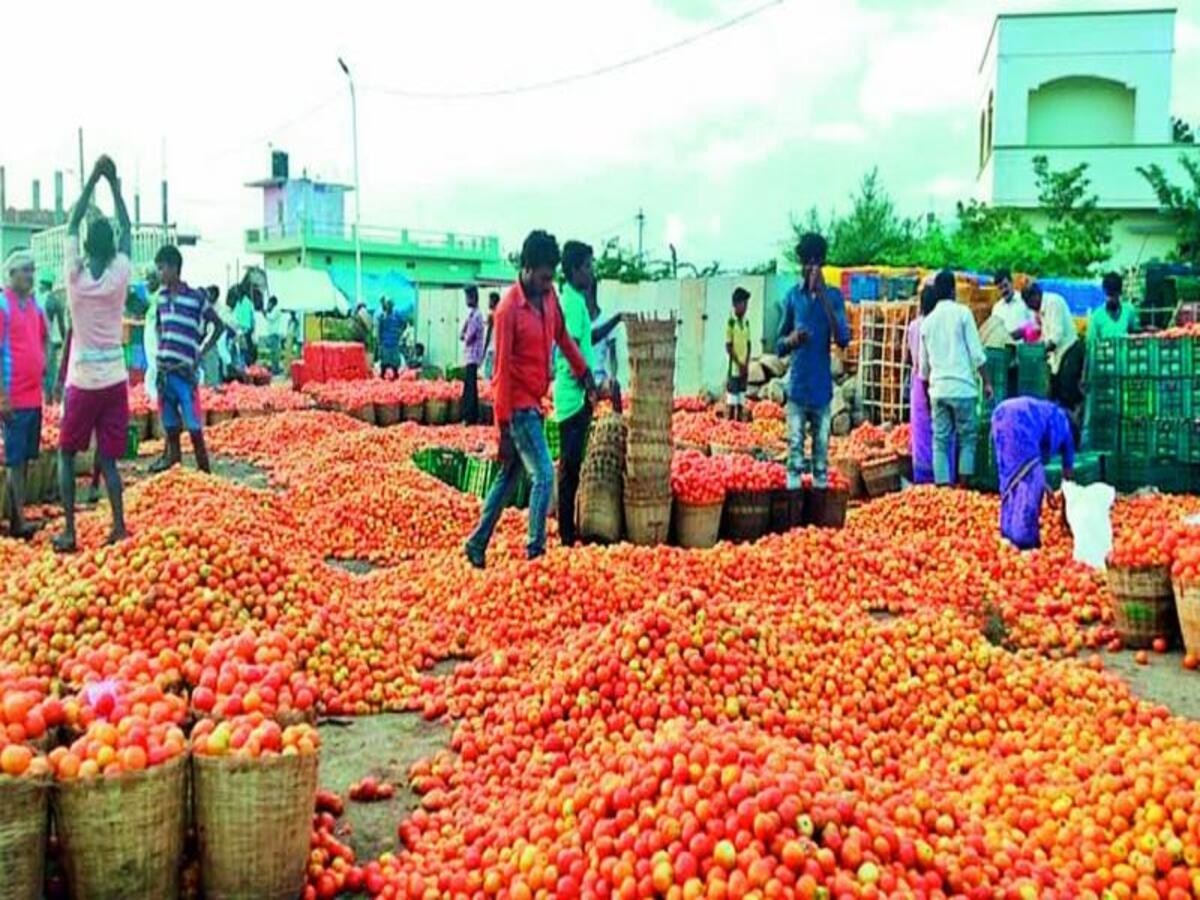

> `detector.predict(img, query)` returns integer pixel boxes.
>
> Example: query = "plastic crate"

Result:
[1045,451,1104,490]
[1121,379,1156,419]
[1157,338,1189,378]
[1088,415,1119,453]
[1091,378,1120,421]
[983,348,1012,401]
[1091,339,1120,379]
[461,456,528,508]
[1156,379,1189,420]
[544,418,561,461]
[1187,421,1200,465]
[1118,338,1156,378]
[1015,344,1048,398]
[1153,420,1186,461]
[1119,419,1153,459]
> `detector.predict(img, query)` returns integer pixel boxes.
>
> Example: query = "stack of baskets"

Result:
[623,316,677,546]
[1107,563,1179,649]
[1173,578,1200,658]
[578,415,627,543]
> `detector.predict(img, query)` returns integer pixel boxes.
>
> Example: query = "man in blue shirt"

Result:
[776,233,850,489]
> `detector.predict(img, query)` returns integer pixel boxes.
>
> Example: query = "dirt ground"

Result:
[1100,648,1200,720]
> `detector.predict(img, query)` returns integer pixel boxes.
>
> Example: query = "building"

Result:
[244,151,513,311]
[1,168,65,273]
[976,8,1200,267]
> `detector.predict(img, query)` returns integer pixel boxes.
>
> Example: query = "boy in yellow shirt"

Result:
[726,287,751,421]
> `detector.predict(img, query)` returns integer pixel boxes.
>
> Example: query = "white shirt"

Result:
[920,300,987,401]
[1038,292,1078,375]
[992,292,1033,335]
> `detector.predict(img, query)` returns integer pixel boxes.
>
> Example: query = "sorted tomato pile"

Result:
[3,407,1200,897]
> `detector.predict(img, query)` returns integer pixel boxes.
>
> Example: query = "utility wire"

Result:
[362,0,785,101]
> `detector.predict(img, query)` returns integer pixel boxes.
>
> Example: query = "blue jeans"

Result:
[932,396,979,485]
[467,408,554,559]
[786,401,832,488]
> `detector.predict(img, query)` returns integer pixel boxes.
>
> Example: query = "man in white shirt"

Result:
[991,268,1033,338]
[920,270,994,487]
[1025,282,1084,422]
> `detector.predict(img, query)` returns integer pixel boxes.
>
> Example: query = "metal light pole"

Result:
[338,56,363,311]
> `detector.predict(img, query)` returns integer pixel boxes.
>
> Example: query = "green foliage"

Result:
[789,170,918,267]
[1032,155,1116,276]
[1138,156,1200,265]
[787,159,1112,277]
[592,239,722,283]
[1172,117,1195,145]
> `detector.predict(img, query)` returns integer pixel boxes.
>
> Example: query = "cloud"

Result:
[811,122,868,144]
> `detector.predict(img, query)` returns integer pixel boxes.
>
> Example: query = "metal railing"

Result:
[245,221,500,256]
[32,223,178,286]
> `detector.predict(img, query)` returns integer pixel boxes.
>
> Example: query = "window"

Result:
[1027,77,1135,146]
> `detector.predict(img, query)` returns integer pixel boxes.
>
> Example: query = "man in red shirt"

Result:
[466,230,594,567]
[1,249,49,539]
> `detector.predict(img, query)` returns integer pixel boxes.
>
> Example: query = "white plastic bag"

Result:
[143,300,159,404]
[1062,480,1115,570]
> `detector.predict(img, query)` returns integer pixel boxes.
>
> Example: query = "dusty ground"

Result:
[1100,648,1200,720]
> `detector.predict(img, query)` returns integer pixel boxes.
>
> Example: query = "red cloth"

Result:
[2,287,48,409]
[60,381,130,459]
[492,281,587,427]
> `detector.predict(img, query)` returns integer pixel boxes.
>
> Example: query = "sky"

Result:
[3,0,1199,286]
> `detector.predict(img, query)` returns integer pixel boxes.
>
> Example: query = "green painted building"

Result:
[244,151,512,304]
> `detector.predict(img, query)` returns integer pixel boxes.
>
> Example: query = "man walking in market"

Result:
[777,233,850,489]
[465,230,594,568]
[149,244,226,475]
[376,296,405,378]
[460,285,484,424]
[1,249,49,539]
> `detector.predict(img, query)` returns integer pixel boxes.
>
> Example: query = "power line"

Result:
[361,0,785,101]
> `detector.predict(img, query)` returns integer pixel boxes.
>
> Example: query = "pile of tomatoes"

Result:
[3,406,1200,898]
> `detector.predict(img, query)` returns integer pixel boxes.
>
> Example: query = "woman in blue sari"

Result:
[991,396,1075,549]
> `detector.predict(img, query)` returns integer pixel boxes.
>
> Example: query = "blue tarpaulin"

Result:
[1037,278,1106,317]
[329,267,417,320]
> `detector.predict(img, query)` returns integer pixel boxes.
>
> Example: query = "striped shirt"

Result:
[156,283,210,371]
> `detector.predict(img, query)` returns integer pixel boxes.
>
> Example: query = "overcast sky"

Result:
[4,0,1199,286]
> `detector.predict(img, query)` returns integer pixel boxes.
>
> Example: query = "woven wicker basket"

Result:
[861,456,902,498]
[625,493,672,546]
[54,753,187,900]
[1107,564,1172,600]
[721,491,771,542]
[401,403,425,423]
[0,774,49,900]
[768,489,806,534]
[1174,579,1200,657]
[578,416,627,543]
[425,398,450,425]
[1110,595,1179,649]
[376,403,401,427]
[674,501,723,549]
[449,397,463,423]
[193,752,318,900]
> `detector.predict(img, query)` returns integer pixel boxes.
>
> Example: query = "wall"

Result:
[1027,77,1135,147]
[414,275,799,397]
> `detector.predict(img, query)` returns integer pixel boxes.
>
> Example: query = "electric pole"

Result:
[636,208,645,260]
[77,128,85,190]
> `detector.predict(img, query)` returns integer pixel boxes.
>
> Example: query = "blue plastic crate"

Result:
[849,273,881,302]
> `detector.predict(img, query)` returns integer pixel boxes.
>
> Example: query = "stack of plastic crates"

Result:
[1107,335,1200,493]
[858,300,916,425]
[412,448,468,489]
[461,455,530,508]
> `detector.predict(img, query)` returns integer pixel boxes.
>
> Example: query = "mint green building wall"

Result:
[1027,77,1135,146]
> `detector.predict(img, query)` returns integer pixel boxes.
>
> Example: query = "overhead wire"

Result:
[361,0,785,101]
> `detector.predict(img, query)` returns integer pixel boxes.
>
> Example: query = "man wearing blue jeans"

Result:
[919,269,992,485]
[466,231,593,568]
[777,233,850,488]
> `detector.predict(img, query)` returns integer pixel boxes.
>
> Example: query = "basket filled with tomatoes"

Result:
[860,454,902,498]
[0,737,51,900]
[718,455,784,542]
[192,715,321,900]
[670,451,726,549]
[1172,540,1200,657]
[51,719,188,900]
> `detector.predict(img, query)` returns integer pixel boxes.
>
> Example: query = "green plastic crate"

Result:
[1015,344,1048,398]
[1119,419,1153,459]
[1121,379,1156,419]
[1153,420,1186,461]
[1157,338,1189,379]
[412,448,467,488]
[1156,379,1189,420]
[1118,338,1156,378]
[461,456,529,508]
[1110,459,1198,495]
[983,348,1012,399]
[1091,379,1120,421]
[124,424,141,461]
[1091,339,1120,379]
[544,418,561,461]
[1045,451,1104,490]
[1187,422,1200,465]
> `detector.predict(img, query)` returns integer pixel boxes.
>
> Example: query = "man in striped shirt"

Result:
[150,245,226,474]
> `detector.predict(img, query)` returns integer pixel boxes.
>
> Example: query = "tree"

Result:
[1173,117,1195,145]
[790,169,918,266]
[1032,155,1115,276]
[1139,155,1200,265]
[947,201,1049,273]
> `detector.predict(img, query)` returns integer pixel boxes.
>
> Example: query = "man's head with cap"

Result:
[4,249,35,296]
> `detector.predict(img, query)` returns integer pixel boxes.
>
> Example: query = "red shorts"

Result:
[60,382,130,460]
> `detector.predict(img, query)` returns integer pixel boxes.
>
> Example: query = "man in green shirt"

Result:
[1082,271,1139,448]
[554,241,621,546]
